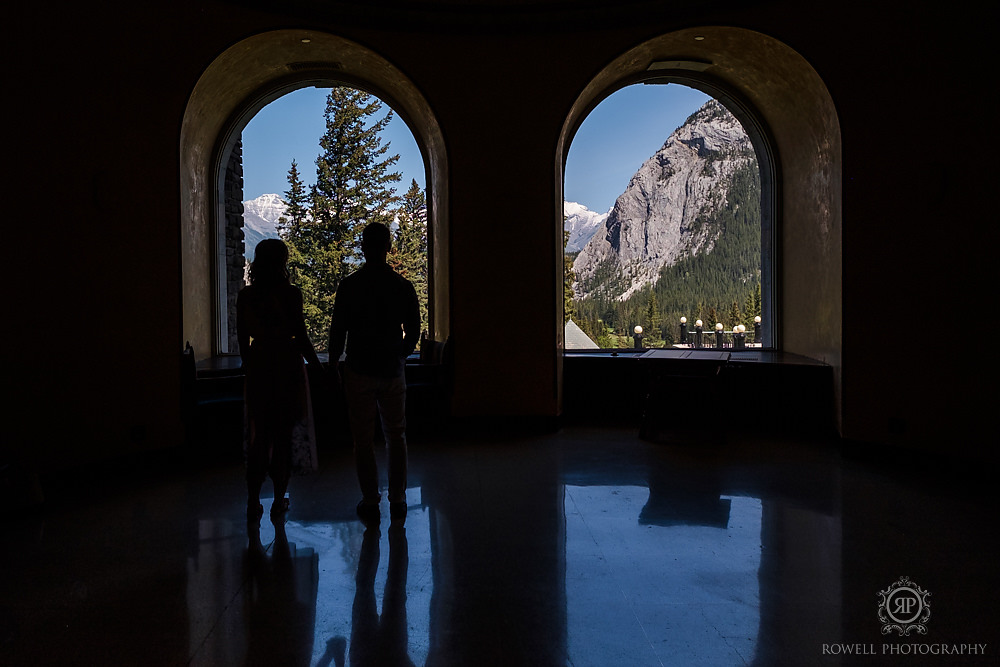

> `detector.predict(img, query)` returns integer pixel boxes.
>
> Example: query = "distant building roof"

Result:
[565,319,599,349]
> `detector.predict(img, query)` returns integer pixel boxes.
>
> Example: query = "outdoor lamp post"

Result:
[679,317,688,344]
[715,322,724,349]
[753,316,761,344]
[694,320,703,348]
[633,325,644,349]
[734,324,747,350]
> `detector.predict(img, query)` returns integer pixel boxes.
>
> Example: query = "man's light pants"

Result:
[345,367,407,504]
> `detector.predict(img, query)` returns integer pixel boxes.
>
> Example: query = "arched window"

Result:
[564,79,775,350]
[219,84,428,354]
[556,26,841,426]
[180,31,449,362]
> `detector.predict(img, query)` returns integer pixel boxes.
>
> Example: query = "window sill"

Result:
[563,348,827,366]
[195,352,432,379]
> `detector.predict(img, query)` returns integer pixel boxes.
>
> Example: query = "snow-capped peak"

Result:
[243,193,287,226]
[564,201,609,252]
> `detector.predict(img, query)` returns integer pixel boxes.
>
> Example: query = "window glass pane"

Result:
[230,86,427,353]
[565,83,767,350]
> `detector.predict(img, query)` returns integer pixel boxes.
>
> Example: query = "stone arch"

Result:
[557,26,842,426]
[180,29,449,359]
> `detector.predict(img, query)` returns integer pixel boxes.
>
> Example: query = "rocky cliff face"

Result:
[573,100,756,301]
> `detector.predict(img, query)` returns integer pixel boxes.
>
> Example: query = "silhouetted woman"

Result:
[238,239,322,520]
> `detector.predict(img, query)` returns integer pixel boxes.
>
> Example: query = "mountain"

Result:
[564,201,608,253]
[573,99,756,301]
[244,192,605,258]
[242,193,286,259]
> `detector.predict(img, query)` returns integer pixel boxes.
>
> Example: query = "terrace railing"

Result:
[630,317,763,350]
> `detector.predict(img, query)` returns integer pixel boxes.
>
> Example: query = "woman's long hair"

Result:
[248,239,290,287]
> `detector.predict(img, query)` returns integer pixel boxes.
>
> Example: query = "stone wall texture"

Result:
[224,141,245,354]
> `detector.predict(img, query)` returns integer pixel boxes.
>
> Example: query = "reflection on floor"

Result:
[566,487,763,665]
[2,427,997,666]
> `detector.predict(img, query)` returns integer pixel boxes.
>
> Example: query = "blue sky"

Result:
[242,83,710,216]
[565,83,710,213]
[242,86,425,203]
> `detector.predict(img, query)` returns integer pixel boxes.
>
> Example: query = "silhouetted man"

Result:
[330,222,420,524]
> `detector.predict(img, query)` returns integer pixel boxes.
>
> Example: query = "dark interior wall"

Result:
[809,8,992,455]
[8,1,992,469]
[9,3,199,466]
[421,30,576,417]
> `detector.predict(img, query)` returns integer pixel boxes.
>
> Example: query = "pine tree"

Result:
[390,178,428,333]
[276,160,312,303]
[281,86,402,349]
[728,300,742,330]
[277,160,309,235]
[743,289,756,329]
[644,289,664,346]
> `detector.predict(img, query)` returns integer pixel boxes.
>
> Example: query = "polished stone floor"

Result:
[2,427,996,666]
